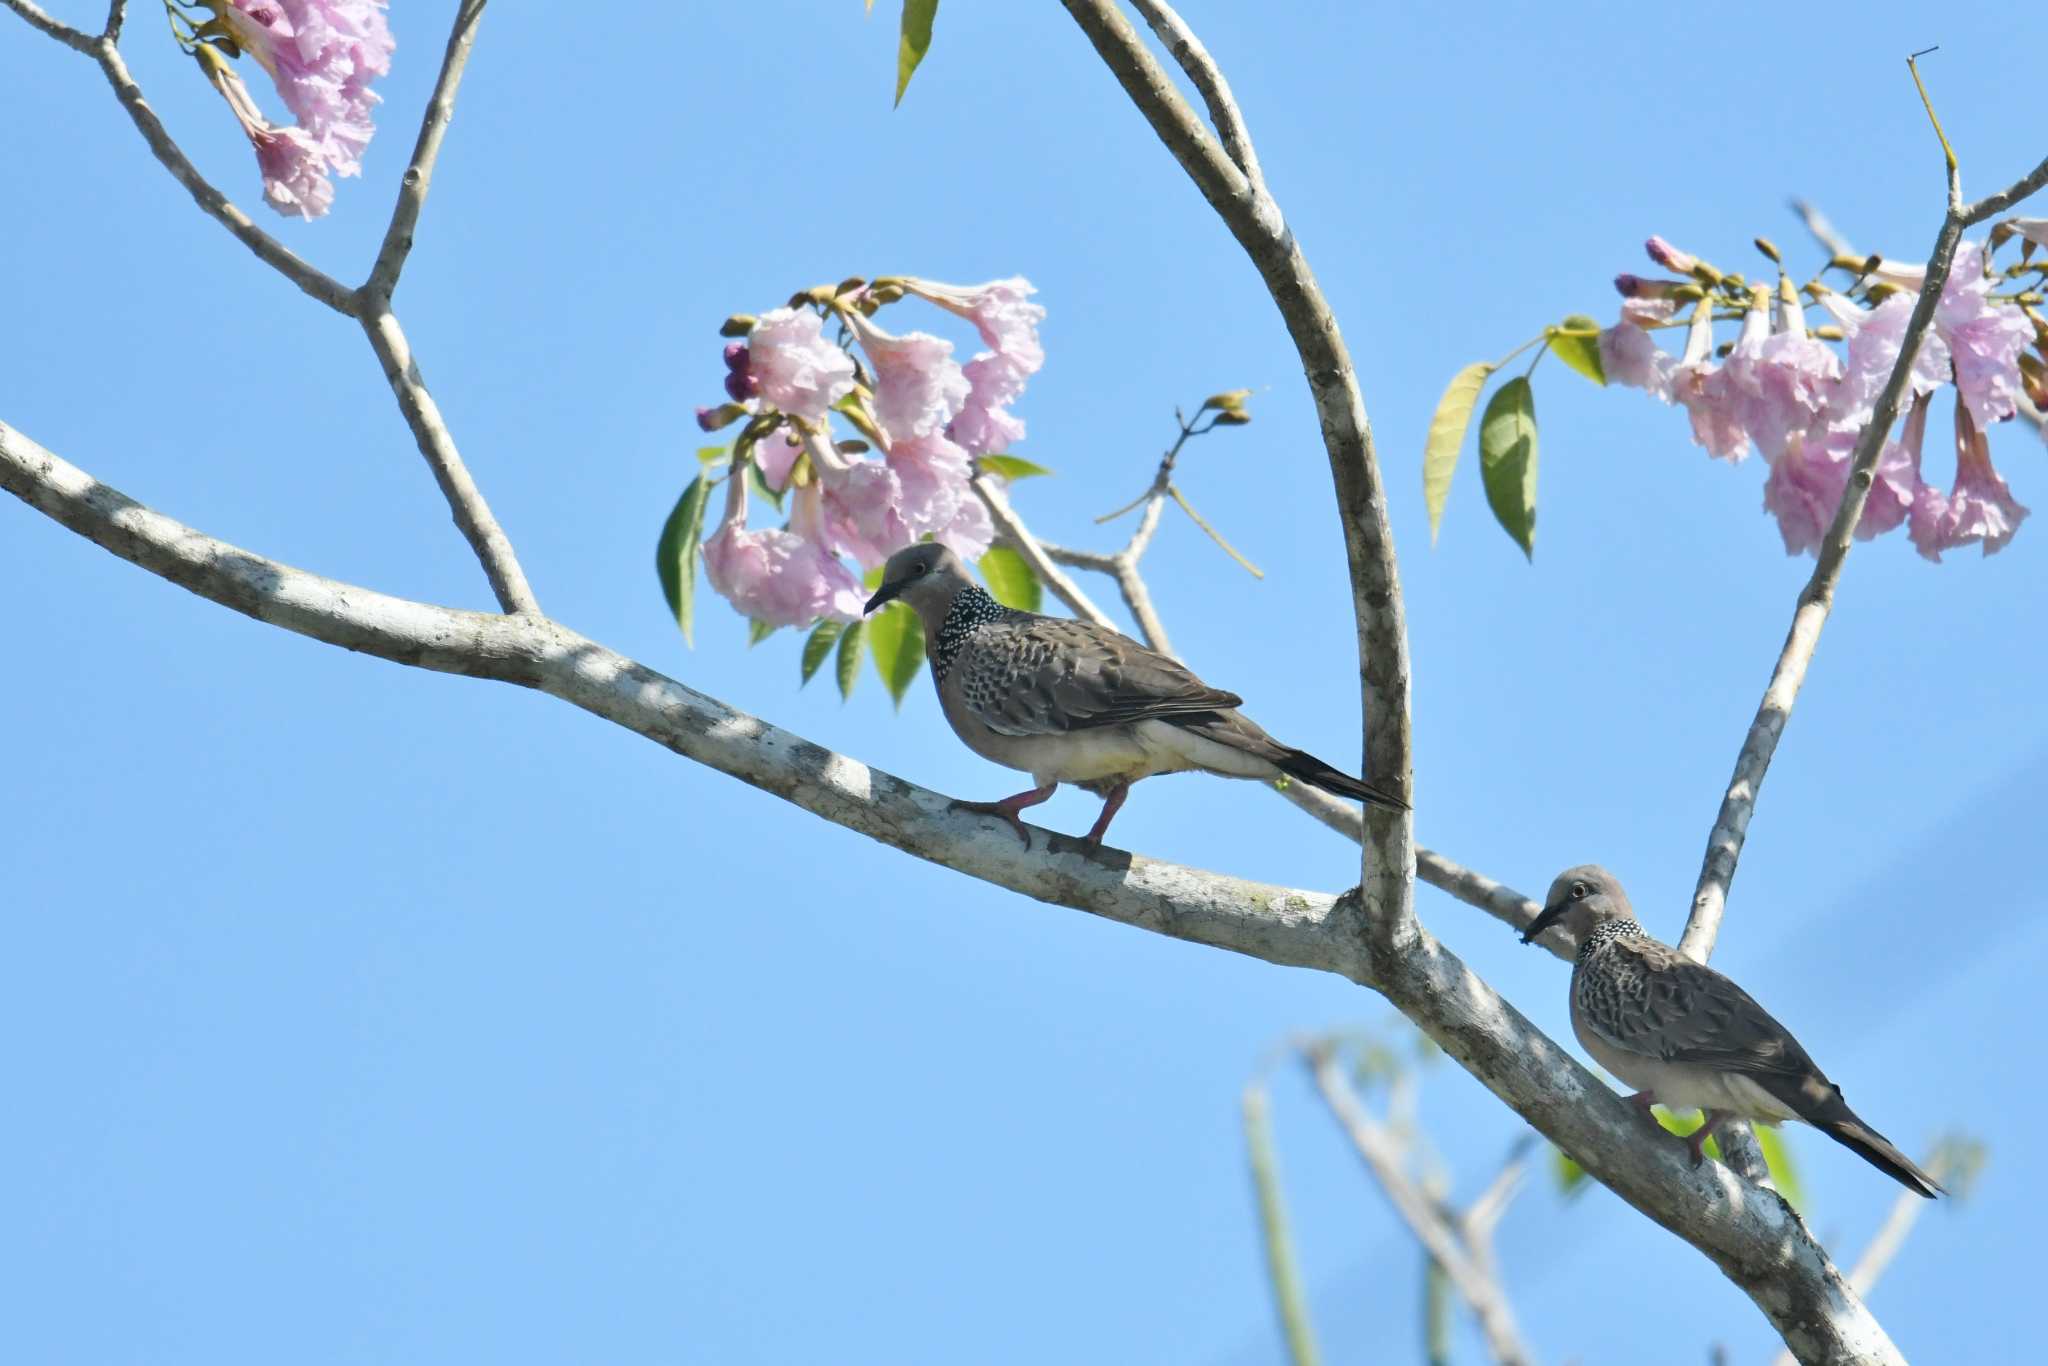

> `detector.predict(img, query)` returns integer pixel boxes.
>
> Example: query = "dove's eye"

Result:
[1570,881,1589,900]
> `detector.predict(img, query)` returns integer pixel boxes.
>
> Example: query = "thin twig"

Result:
[1789,199,1857,262]
[1681,84,2048,962]
[1243,1083,1323,1366]
[1061,0,1414,968]
[1308,1047,1532,1366]
[102,0,124,42]
[2,0,95,53]
[90,39,359,313]
[975,477,1116,629]
[360,309,540,614]
[1168,483,1263,577]
[363,0,486,303]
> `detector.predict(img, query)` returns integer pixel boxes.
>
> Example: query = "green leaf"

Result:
[865,600,926,706]
[697,444,731,466]
[801,620,845,685]
[893,0,939,107]
[1752,1124,1805,1210]
[1478,375,1538,559]
[836,618,867,699]
[746,459,787,514]
[748,618,777,647]
[1421,361,1494,544]
[654,475,711,645]
[978,544,1041,612]
[1551,1145,1590,1196]
[976,454,1054,481]
[1548,315,1607,386]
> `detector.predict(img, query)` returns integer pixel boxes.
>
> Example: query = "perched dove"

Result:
[862,542,1406,846]
[1521,865,1941,1198]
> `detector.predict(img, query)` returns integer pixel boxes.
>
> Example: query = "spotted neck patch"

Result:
[931,584,1013,682]
[1578,916,1647,961]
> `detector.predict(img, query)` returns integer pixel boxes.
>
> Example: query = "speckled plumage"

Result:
[862,543,1405,846]
[1526,865,1943,1197]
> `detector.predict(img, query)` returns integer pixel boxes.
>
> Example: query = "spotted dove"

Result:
[862,542,1406,847]
[1521,864,1942,1197]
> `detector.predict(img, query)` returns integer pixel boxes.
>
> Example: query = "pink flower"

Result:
[1816,291,1951,430]
[1741,328,1840,464]
[1762,406,1927,556]
[1673,302,1761,461]
[795,424,908,569]
[746,308,855,422]
[887,432,977,541]
[753,428,803,490]
[194,44,337,219]
[948,352,1030,455]
[935,485,995,559]
[701,482,865,626]
[1598,317,1674,400]
[1859,397,1931,540]
[1762,431,1849,556]
[1935,244,2033,432]
[1910,401,2029,560]
[209,1,393,177]
[847,314,969,443]
[901,277,1046,374]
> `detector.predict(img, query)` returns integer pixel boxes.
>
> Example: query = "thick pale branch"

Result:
[1060,0,1415,964]
[364,0,486,302]
[359,309,540,615]
[0,418,1353,976]
[1370,929,1901,1365]
[0,414,1896,1362]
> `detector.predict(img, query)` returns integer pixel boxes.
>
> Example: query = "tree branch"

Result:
[102,0,124,43]
[1060,0,1415,968]
[90,38,359,314]
[363,0,486,303]
[1126,0,1266,201]
[1682,130,2048,961]
[2,0,94,53]
[359,309,541,615]
[1308,1046,1532,1366]
[0,416,1899,1360]
[976,476,1116,628]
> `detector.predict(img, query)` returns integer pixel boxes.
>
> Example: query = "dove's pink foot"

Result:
[954,782,1057,848]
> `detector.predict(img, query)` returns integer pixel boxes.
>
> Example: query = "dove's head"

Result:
[1521,864,1635,946]
[865,541,975,621]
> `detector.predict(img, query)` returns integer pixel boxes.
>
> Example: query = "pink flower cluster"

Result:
[1599,236,2037,559]
[198,0,394,220]
[696,278,1046,627]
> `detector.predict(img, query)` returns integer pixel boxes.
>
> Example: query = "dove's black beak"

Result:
[863,581,902,614]
[1520,898,1568,945]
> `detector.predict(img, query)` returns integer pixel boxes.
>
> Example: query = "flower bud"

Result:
[723,341,749,373]
[1645,235,1696,273]
[697,403,748,432]
[719,314,757,338]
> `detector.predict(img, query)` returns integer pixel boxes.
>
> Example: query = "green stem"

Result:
[1243,1085,1322,1366]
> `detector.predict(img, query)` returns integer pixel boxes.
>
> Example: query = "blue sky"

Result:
[4,3,2044,1362]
